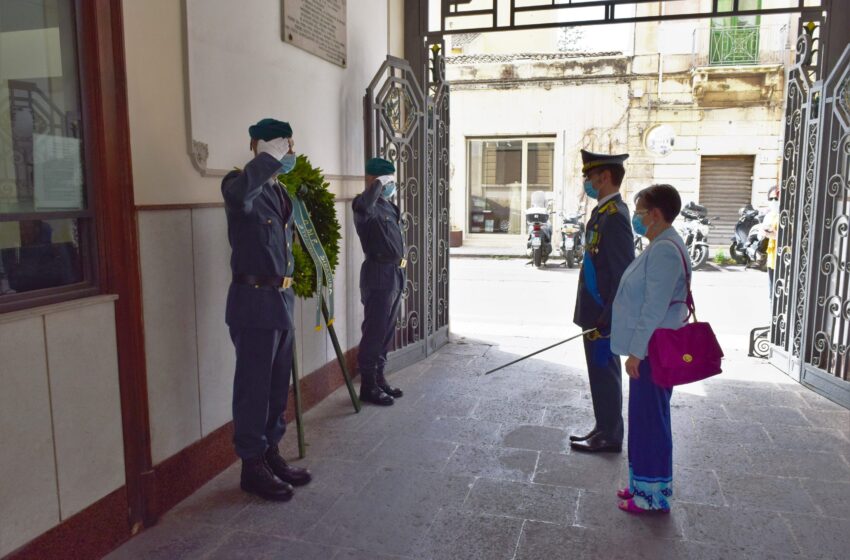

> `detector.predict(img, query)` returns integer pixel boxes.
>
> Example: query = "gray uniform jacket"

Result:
[221,152,296,330]
[353,179,406,292]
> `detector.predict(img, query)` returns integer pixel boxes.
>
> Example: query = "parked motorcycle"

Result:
[632,202,716,270]
[730,203,768,269]
[677,202,716,270]
[559,212,584,268]
[526,191,553,268]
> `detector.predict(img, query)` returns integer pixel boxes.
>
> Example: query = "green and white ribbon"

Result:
[292,189,335,330]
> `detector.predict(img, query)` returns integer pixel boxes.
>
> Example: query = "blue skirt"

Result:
[628,359,673,510]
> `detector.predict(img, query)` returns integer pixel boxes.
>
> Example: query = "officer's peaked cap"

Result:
[581,149,629,174]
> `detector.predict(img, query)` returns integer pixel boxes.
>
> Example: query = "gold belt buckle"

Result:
[399,258,407,269]
[281,277,293,290]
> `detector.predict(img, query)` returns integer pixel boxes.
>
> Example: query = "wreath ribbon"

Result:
[292,190,334,330]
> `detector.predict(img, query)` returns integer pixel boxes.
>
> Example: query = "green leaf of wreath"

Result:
[278,155,341,299]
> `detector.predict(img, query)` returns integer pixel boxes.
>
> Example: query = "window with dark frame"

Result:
[0,0,97,313]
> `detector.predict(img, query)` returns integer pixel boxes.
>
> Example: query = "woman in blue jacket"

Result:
[611,184,691,514]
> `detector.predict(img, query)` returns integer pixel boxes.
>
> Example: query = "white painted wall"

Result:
[0,298,124,557]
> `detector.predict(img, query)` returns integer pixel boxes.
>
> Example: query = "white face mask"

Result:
[769,200,780,213]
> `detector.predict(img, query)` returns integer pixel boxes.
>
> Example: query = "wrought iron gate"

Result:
[771,23,850,406]
[364,49,450,369]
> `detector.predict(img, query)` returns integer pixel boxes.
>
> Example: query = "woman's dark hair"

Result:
[634,184,682,223]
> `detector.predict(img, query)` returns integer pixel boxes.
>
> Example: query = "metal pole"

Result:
[321,296,361,413]
[291,345,306,458]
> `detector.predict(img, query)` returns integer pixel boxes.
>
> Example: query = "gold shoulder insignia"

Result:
[599,200,619,215]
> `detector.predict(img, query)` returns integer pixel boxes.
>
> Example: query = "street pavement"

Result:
[106,259,850,560]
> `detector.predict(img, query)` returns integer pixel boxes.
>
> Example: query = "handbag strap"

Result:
[655,238,697,323]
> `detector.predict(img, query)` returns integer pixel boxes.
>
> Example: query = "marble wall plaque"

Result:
[283,0,347,67]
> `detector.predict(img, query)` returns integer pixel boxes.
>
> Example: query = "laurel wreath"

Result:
[278,155,341,299]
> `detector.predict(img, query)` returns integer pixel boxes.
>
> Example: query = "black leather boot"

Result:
[376,373,403,398]
[360,370,394,406]
[240,456,294,501]
[265,445,312,486]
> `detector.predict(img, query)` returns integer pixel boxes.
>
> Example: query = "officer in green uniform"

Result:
[570,149,635,453]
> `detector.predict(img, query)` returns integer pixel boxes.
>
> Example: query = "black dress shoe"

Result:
[240,456,294,501]
[360,385,394,406]
[569,428,600,443]
[265,445,312,486]
[570,432,622,453]
[377,382,403,398]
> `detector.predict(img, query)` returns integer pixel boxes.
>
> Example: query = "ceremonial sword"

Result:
[484,328,598,375]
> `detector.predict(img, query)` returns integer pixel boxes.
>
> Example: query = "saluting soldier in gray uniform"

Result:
[353,158,406,406]
[571,149,635,453]
[221,118,311,501]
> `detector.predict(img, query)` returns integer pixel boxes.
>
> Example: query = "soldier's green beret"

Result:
[249,118,293,141]
[365,157,395,176]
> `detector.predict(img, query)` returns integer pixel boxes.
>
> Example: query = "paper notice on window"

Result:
[283,0,347,67]
[33,134,84,210]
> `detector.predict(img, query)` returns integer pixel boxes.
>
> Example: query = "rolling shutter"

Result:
[699,156,755,245]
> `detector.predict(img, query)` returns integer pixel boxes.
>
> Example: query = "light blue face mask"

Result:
[632,213,649,237]
[583,179,599,200]
[280,153,297,174]
[381,181,397,199]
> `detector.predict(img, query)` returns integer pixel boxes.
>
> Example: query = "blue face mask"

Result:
[280,153,297,174]
[632,213,648,237]
[381,182,397,199]
[583,179,599,200]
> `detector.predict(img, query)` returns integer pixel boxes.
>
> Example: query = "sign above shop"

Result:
[282,0,347,67]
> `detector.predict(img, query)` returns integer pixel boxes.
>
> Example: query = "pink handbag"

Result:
[647,242,724,388]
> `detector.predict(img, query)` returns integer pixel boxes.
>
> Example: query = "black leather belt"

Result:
[365,254,407,268]
[233,274,293,289]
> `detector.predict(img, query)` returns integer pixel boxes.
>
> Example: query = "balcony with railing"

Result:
[691,24,790,69]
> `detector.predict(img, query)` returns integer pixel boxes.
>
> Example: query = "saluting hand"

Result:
[625,355,641,379]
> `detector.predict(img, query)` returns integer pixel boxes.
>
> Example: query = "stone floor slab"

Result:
[471,397,546,425]
[669,466,726,507]
[443,444,539,482]
[714,472,818,514]
[720,403,813,428]
[761,424,850,453]
[782,512,850,560]
[206,531,339,560]
[501,424,571,453]
[301,467,473,557]
[745,447,850,481]
[103,520,228,560]
[678,503,799,555]
[533,451,622,492]
[463,478,580,524]
[800,478,850,519]
[363,435,457,472]
[412,509,523,560]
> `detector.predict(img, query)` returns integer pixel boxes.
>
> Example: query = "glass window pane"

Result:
[0,217,85,294]
[527,141,554,210]
[468,140,522,234]
[0,0,86,215]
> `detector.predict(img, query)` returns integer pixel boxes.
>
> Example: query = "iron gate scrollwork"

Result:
[802,43,850,391]
[364,51,450,368]
[771,18,850,405]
